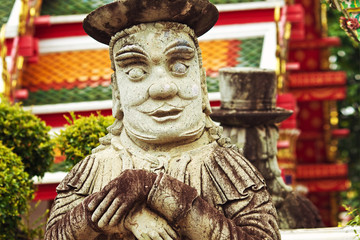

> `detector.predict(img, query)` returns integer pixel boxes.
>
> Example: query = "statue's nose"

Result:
[149,82,178,99]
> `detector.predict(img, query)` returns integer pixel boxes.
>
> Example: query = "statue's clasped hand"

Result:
[124,204,179,240]
[85,169,158,231]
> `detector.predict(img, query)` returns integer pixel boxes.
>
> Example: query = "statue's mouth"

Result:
[148,106,183,122]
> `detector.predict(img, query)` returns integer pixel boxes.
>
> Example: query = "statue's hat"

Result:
[83,0,219,45]
[211,67,293,127]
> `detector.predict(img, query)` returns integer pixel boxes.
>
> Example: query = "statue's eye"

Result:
[170,62,188,76]
[126,67,146,81]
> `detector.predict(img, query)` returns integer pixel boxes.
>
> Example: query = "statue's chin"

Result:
[123,119,205,145]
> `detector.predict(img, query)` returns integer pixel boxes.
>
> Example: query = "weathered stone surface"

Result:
[83,0,219,44]
[45,2,281,239]
[213,67,324,229]
[219,67,277,111]
[211,67,292,127]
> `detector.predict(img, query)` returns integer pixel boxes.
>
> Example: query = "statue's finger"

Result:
[159,230,173,240]
[108,201,132,227]
[163,226,178,240]
[88,190,109,211]
[141,232,155,240]
[98,197,122,228]
[150,230,169,240]
[91,189,117,223]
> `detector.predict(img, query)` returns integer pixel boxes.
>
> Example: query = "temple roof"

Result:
[22,36,264,105]
[0,0,15,26]
[40,0,112,16]
[39,0,266,16]
[22,49,112,92]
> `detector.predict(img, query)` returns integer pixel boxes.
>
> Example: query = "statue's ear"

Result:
[201,68,212,115]
[111,73,123,119]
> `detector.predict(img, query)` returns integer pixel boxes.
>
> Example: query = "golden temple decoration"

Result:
[275,6,292,93]
[19,0,29,35]
[323,101,340,162]
[326,0,360,42]
[0,24,10,97]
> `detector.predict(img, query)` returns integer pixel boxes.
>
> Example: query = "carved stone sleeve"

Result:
[45,156,102,239]
[147,173,281,240]
[44,193,99,240]
[46,167,160,240]
[147,173,199,225]
[222,188,281,240]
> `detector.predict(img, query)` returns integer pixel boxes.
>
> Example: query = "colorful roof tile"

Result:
[40,0,263,16]
[40,0,112,16]
[22,50,112,91]
[21,36,264,105]
[236,38,264,67]
[21,86,113,105]
[0,0,15,26]
[201,37,264,75]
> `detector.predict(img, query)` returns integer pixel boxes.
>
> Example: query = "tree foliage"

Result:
[327,8,360,208]
[0,142,34,240]
[55,112,114,170]
[0,97,54,178]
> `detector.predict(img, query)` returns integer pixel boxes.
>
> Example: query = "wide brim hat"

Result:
[83,0,219,45]
[210,67,293,127]
[210,107,293,127]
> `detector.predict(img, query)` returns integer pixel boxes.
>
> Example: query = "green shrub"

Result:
[0,142,34,240]
[0,98,54,178]
[55,112,113,170]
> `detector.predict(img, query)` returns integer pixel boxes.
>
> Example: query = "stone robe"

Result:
[46,135,280,240]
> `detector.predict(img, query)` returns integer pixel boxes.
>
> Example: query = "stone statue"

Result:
[45,1,281,239]
[211,68,295,206]
[211,67,324,229]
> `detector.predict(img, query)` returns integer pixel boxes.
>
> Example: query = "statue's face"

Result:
[112,24,205,144]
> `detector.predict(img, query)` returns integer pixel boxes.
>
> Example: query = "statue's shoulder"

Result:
[92,143,121,161]
[202,142,266,203]
[213,143,265,181]
[56,144,122,193]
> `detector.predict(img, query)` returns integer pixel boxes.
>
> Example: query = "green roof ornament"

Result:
[327,0,360,42]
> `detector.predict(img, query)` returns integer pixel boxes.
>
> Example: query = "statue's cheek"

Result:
[119,79,150,107]
[178,84,200,100]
